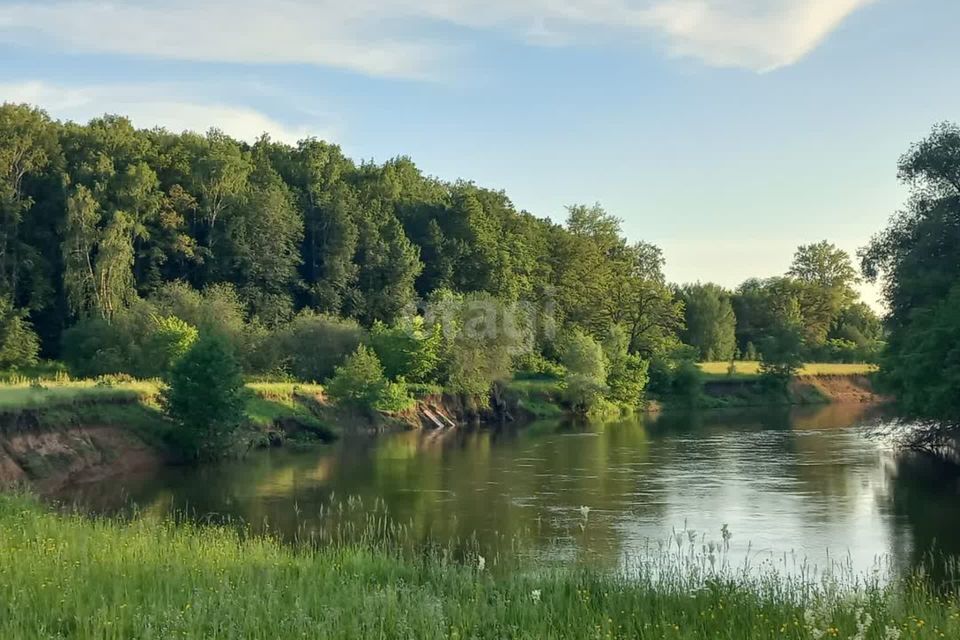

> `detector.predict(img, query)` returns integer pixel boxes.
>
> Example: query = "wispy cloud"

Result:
[0,1,876,77]
[0,81,334,143]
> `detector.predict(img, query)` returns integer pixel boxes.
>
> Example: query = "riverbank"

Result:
[0,377,492,490]
[0,380,339,490]
[504,367,884,416]
[0,493,956,639]
[0,365,884,491]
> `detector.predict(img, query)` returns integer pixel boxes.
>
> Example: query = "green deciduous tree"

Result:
[139,315,198,379]
[325,345,411,413]
[561,329,608,413]
[0,104,61,309]
[265,311,364,382]
[603,325,649,408]
[163,332,246,460]
[61,186,137,321]
[758,318,805,393]
[862,123,960,443]
[680,283,737,362]
[0,296,40,369]
[368,316,442,383]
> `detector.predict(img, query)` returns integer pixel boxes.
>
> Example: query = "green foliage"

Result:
[879,283,960,423]
[0,105,60,315]
[861,123,960,433]
[264,311,364,382]
[325,345,411,413]
[0,102,900,403]
[431,291,525,399]
[139,315,198,379]
[680,283,737,361]
[671,357,704,405]
[0,296,40,369]
[150,282,267,371]
[3,494,960,640]
[647,344,702,403]
[163,333,246,460]
[560,329,607,413]
[511,351,566,380]
[60,301,154,377]
[758,320,805,393]
[61,299,199,379]
[602,325,649,408]
[783,241,861,349]
[368,316,442,383]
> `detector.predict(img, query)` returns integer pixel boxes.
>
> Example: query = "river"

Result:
[54,403,960,579]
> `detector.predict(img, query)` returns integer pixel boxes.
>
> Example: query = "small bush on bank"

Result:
[262,311,364,382]
[325,346,412,414]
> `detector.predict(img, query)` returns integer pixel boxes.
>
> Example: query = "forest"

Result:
[0,102,888,418]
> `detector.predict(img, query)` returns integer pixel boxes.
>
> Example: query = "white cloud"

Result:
[0,81,332,144]
[0,1,876,76]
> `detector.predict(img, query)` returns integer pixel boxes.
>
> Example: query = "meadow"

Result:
[0,493,956,639]
[698,361,877,382]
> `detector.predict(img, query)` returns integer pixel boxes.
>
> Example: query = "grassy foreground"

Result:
[0,496,957,639]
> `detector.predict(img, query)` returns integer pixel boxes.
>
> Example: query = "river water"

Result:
[55,403,960,578]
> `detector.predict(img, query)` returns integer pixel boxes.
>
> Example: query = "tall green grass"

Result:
[0,379,161,411]
[0,494,957,639]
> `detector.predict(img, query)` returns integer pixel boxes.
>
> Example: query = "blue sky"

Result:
[2,0,958,306]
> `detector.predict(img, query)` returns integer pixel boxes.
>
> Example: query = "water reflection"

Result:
[54,403,960,577]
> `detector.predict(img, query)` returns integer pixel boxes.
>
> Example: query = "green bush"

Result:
[671,359,703,404]
[138,315,198,379]
[430,291,523,399]
[758,321,805,393]
[62,301,199,380]
[561,329,607,413]
[150,282,266,372]
[647,345,701,402]
[368,316,441,383]
[263,311,364,382]
[60,302,154,377]
[0,296,40,369]
[603,326,649,408]
[511,351,566,380]
[325,346,411,413]
[163,333,246,460]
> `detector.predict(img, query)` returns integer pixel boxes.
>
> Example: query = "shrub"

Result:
[62,301,198,379]
[561,330,607,413]
[429,291,524,399]
[325,346,411,414]
[264,311,364,382]
[60,301,156,377]
[163,333,246,461]
[511,351,566,380]
[758,321,805,393]
[150,282,265,371]
[647,345,701,403]
[0,296,40,369]
[368,316,442,383]
[138,315,198,379]
[603,326,650,408]
[671,359,703,404]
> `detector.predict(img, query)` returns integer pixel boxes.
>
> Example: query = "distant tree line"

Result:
[0,103,883,413]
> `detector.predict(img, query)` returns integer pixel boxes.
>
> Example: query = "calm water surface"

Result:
[55,403,960,576]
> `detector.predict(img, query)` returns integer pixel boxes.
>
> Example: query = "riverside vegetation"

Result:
[1,493,959,639]
[2,107,960,637]
[0,102,888,437]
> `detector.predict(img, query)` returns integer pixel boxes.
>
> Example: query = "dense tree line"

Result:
[0,103,882,411]
[862,122,960,449]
